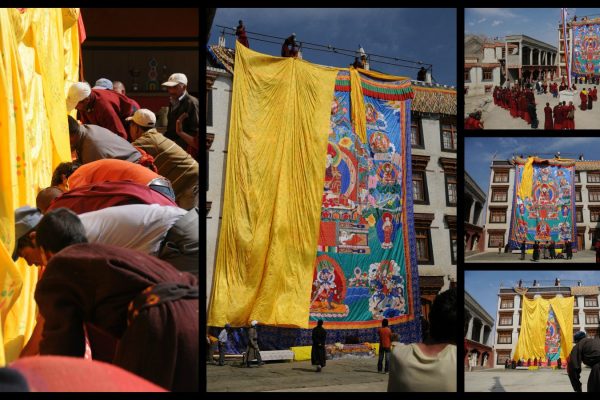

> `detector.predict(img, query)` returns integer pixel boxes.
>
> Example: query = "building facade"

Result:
[465,291,495,369]
[464,35,506,96]
[464,171,486,254]
[504,35,558,83]
[493,280,599,368]
[206,42,457,318]
[483,156,600,252]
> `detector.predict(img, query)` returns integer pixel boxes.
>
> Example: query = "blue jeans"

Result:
[378,347,390,372]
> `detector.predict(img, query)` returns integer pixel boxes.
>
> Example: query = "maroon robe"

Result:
[580,91,588,110]
[544,106,553,130]
[553,105,563,130]
[35,243,199,392]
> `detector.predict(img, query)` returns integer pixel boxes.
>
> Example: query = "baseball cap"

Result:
[126,109,156,128]
[161,73,187,87]
[93,78,113,90]
[66,82,92,111]
[13,206,42,261]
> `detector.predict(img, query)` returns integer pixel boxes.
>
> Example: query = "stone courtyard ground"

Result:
[465,368,591,392]
[466,250,595,263]
[206,357,388,392]
[465,83,600,129]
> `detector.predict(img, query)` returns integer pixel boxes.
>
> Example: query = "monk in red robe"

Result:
[544,103,553,130]
[522,96,531,124]
[566,101,576,130]
[235,20,250,48]
[592,86,598,101]
[580,90,588,111]
[553,103,563,130]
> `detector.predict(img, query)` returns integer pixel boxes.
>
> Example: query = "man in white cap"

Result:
[66,81,139,141]
[161,73,199,154]
[245,320,264,367]
[128,109,199,210]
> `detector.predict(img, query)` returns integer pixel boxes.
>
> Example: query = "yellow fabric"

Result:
[0,8,78,366]
[518,156,535,201]
[207,43,338,328]
[513,296,574,362]
[291,345,312,361]
[350,68,366,143]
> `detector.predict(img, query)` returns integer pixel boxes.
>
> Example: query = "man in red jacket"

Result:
[66,82,139,141]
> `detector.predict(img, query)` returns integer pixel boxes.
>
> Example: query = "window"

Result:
[590,189,600,202]
[574,172,580,183]
[499,315,513,325]
[588,328,598,339]
[491,188,508,202]
[464,69,471,82]
[206,89,213,127]
[489,232,505,248]
[574,313,579,325]
[493,170,509,183]
[591,209,600,222]
[576,187,582,202]
[577,207,583,223]
[415,229,433,264]
[584,297,598,307]
[450,230,457,265]
[500,298,514,309]
[588,172,600,183]
[585,314,599,325]
[446,175,457,206]
[496,350,511,365]
[412,171,428,204]
[441,121,457,151]
[489,209,506,223]
[483,69,493,81]
[575,296,579,307]
[497,332,512,344]
[411,117,423,148]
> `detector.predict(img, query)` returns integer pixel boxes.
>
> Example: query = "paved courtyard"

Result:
[465,84,600,129]
[206,357,389,392]
[465,368,591,392]
[466,250,595,263]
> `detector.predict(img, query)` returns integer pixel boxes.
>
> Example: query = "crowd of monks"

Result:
[492,85,539,127]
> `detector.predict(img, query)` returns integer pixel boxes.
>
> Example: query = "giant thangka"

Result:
[573,21,600,77]
[208,43,421,349]
[509,157,577,249]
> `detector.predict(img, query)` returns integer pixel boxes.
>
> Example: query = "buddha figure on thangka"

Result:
[511,160,575,247]
[310,70,414,327]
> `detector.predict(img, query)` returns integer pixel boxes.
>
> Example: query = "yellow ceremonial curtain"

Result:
[0,8,78,365]
[207,43,339,328]
[513,296,574,362]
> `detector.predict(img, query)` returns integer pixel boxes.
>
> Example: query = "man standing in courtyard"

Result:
[568,331,600,392]
[245,320,264,367]
[312,320,327,372]
[377,318,392,374]
[520,240,526,260]
[218,324,232,366]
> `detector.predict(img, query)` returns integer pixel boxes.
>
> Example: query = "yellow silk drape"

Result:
[0,8,78,365]
[349,68,366,143]
[513,296,574,362]
[207,43,339,328]
[518,156,535,201]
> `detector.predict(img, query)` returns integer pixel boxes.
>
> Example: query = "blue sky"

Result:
[465,137,600,196]
[465,8,600,46]
[466,271,600,321]
[209,8,456,86]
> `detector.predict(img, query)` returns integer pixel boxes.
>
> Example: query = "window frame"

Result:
[576,187,582,202]
[415,228,435,265]
[412,170,429,205]
[410,115,424,149]
[497,332,512,344]
[577,207,584,223]
[491,188,508,202]
[588,172,600,183]
[584,297,599,307]
[440,119,457,152]
[589,189,600,202]
[489,232,505,248]
[489,208,507,223]
[493,170,509,183]
[464,68,471,82]
[500,299,514,309]
[445,174,457,206]
[482,69,493,81]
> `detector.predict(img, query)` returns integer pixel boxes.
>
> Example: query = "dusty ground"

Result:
[206,357,389,392]
[465,83,600,129]
[465,368,590,392]
[465,249,595,263]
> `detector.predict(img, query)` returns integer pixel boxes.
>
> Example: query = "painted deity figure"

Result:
[381,213,394,249]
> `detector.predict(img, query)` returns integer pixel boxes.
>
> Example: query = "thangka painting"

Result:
[573,23,600,76]
[544,306,561,365]
[509,159,577,249]
[308,71,421,332]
